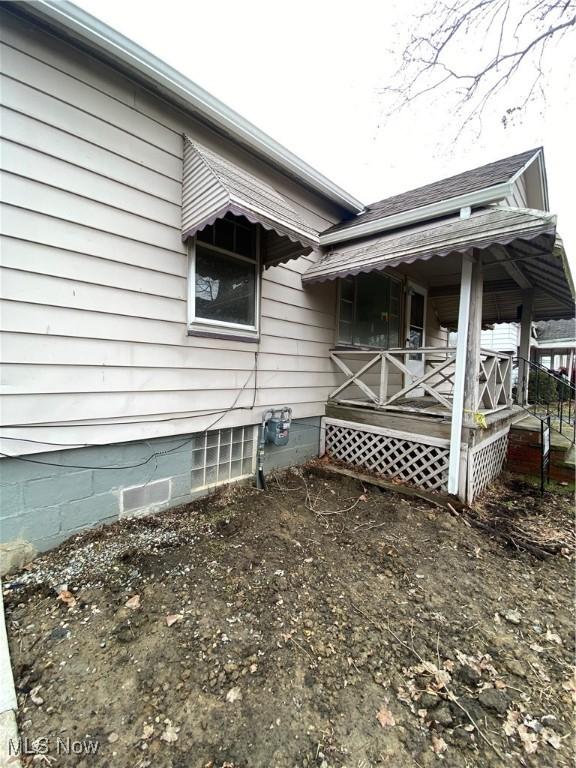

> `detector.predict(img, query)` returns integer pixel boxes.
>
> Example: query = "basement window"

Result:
[337,272,401,348]
[188,214,260,339]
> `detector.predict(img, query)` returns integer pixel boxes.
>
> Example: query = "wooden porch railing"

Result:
[329,346,513,414]
[477,348,513,411]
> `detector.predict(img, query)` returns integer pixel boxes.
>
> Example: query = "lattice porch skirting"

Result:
[467,427,509,503]
[321,418,450,492]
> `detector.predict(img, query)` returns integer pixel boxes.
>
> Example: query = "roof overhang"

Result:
[304,207,575,325]
[305,207,558,282]
[182,137,319,265]
[534,340,576,349]
[320,183,513,246]
[12,1,364,215]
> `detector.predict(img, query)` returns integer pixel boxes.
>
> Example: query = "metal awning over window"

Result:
[182,137,319,265]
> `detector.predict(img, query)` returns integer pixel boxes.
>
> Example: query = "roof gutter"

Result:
[320,182,513,246]
[19,1,364,214]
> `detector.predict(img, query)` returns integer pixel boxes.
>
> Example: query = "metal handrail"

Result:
[514,355,575,445]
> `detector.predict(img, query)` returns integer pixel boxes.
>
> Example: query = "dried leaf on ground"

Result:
[376,700,396,728]
[30,685,44,706]
[430,734,448,754]
[226,686,242,703]
[125,595,140,609]
[160,720,179,743]
[541,727,561,749]
[561,670,576,702]
[412,661,451,690]
[165,613,183,627]
[518,724,539,754]
[57,589,77,608]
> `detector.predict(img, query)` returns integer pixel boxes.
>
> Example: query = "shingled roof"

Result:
[535,319,576,344]
[324,148,542,238]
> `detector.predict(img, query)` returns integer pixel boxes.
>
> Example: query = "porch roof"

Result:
[182,137,319,265]
[322,148,542,243]
[303,207,575,322]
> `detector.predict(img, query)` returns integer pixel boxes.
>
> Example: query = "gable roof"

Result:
[13,1,363,215]
[322,148,543,245]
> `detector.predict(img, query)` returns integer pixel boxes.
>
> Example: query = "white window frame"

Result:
[187,225,261,338]
[404,280,427,348]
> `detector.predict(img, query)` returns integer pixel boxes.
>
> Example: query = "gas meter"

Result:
[263,407,292,446]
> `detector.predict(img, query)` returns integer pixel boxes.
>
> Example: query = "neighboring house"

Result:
[450,322,520,353]
[0,2,574,561]
[533,319,576,376]
[480,323,520,354]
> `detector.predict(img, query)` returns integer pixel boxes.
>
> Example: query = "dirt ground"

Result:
[3,465,575,768]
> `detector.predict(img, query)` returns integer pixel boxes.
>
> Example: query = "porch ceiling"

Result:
[303,206,575,326]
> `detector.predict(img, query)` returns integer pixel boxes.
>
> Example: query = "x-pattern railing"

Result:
[477,349,513,410]
[329,346,513,414]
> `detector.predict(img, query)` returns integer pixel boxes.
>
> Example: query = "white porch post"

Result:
[518,289,534,405]
[448,255,474,496]
[463,259,483,425]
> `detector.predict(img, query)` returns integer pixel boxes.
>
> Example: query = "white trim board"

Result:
[323,417,451,448]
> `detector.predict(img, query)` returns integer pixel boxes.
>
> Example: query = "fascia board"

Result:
[320,183,513,246]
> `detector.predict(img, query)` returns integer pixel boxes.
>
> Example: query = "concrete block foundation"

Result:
[0,418,321,569]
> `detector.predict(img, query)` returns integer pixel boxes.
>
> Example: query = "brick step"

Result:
[506,425,574,483]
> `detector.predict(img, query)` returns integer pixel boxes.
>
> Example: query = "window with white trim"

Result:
[338,272,401,348]
[189,214,260,336]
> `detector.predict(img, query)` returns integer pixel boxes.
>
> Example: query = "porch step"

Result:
[506,417,575,483]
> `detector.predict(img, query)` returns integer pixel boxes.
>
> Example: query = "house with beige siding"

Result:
[1,1,574,564]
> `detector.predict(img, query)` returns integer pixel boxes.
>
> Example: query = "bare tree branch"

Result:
[381,0,575,130]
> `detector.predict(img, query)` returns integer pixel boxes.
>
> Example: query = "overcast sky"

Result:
[74,0,575,270]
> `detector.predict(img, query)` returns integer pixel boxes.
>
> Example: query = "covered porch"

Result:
[304,207,575,503]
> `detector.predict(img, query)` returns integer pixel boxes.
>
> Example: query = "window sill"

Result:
[187,325,260,343]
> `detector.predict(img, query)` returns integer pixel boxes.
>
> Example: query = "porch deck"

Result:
[325,400,524,440]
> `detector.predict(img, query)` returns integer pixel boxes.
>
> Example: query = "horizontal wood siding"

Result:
[0,8,343,454]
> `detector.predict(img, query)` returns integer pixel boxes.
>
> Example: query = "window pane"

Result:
[339,320,353,343]
[196,225,214,245]
[235,222,256,258]
[338,273,403,349]
[341,277,355,301]
[389,314,400,347]
[355,273,389,347]
[195,246,256,326]
[214,218,235,252]
[410,292,425,329]
[340,300,354,322]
